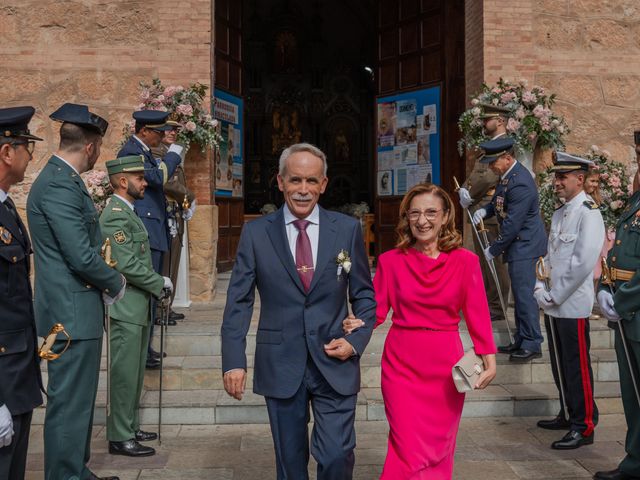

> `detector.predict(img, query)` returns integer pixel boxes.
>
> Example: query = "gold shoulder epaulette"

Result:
[583,200,599,210]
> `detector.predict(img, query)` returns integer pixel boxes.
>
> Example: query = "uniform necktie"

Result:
[293,219,313,292]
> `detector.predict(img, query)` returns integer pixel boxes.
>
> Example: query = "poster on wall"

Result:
[375,86,441,196]
[213,89,243,198]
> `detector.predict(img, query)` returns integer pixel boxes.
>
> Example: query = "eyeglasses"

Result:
[406,208,442,221]
[12,141,35,155]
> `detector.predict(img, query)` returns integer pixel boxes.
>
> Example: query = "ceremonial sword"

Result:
[600,257,640,407]
[158,287,172,445]
[535,257,569,422]
[101,238,118,418]
[454,177,514,344]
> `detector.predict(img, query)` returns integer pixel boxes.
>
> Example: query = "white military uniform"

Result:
[538,189,605,317]
[536,187,605,438]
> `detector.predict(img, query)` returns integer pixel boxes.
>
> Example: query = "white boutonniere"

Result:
[336,249,352,277]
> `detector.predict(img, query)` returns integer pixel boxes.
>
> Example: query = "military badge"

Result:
[0,227,11,245]
[496,196,506,218]
[113,231,126,244]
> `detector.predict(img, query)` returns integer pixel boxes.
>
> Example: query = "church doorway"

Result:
[214,0,466,271]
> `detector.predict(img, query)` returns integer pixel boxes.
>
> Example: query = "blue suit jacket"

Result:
[221,207,376,398]
[117,136,181,252]
[485,161,547,262]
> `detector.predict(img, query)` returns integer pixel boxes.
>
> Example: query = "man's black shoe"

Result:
[109,439,156,457]
[509,349,542,362]
[593,468,640,479]
[537,416,571,430]
[135,430,158,442]
[148,349,167,360]
[498,343,519,354]
[551,430,594,450]
[170,310,185,321]
[145,358,161,370]
[88,470,120,480]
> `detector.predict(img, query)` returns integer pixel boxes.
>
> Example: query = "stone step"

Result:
[32,381,623,426]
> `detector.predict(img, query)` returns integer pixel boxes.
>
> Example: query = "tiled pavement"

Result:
[25,414,626,479]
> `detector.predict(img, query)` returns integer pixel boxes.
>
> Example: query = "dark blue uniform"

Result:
[485,160,547,352]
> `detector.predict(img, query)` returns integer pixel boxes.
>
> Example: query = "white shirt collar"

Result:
[492,132,507,140]
[132,135,150,152]
[563,190,587,210]
[54,154,79,175]
[501,160,518,180]
[283,203,320,225]
[0,189,7,203]
[113,194,135,211]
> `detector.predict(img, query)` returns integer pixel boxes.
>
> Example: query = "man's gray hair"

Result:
[278,143,328,176]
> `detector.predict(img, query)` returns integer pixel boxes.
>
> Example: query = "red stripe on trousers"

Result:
[577,318,595,436]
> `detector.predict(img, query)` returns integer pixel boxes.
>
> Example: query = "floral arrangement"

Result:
[123,78,223,151]
[83,169,112,214]
[458,78,570,155]
[537,146,632,229]
[336,249,352,275]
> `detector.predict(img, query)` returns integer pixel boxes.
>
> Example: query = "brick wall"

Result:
[0,0,213,203]
[466,0,640,167]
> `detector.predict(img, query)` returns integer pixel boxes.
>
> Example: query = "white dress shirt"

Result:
[283,204,320,267]
[113,194,135,211]
[54,154,79,175]
[0,188,7,203]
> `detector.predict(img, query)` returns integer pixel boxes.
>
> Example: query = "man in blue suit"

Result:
[117,110,182,367]
[221,143,376,480]
[473,137,547,362]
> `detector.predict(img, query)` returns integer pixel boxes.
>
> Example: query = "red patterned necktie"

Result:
[293,219,314,292]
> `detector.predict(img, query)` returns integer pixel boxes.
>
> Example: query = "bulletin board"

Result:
[213,89,244,198]
[376,86,441,196]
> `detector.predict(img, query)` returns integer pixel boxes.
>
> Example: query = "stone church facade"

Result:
[1,0,639,302]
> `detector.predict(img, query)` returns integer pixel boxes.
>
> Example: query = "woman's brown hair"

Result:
[585,168,603,206]
[395,183,462,252]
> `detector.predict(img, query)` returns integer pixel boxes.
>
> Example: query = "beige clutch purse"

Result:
[452,349,484,393]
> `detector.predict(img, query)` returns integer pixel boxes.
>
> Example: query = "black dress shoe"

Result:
[170,310,185,320]
[551,430,594,449]
[593,468,640,479]
[498,343,520,354]
[88,469,120,480]
[537,415,571,430]
[135,429,158,442]
[148,349,167,360]
[509,349,542,362]
[109,439,156,457]
[145,358,161,370]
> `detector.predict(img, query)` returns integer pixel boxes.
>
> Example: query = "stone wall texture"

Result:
[466,0,640,169]
[1,0,217,301]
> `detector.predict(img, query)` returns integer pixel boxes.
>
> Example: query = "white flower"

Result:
[337,251,346,262]
[342,260,352,273]
[471,107,481,116]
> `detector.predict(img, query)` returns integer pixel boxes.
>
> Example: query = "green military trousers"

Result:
[44,338,102,480]
[107,318,150,441]
[615,328,640,476]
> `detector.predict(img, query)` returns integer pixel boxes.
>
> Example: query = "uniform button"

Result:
[0,347,5,353]
[624,224,629,229]
[612,256,617,262]
[616,240,622,245]
[105,288,110,293]
[147,212,151,216]
[86,284,91,289]
[12,256,16,263]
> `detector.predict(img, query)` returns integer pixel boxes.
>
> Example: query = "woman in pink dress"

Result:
[345,184,497,479]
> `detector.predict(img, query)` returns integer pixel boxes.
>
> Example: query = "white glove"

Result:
[597,290,621,322]
[163,276,174,293]
[167,143,184,156]
[183,199,197,221]
[102,274,127,305]
[473,208,487,225]
[483,246,494,262]
[534,289,554,309]
[168,217,178,237]
[0,404,14,448]
[458,187,473,209]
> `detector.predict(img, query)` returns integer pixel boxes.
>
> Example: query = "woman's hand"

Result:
[475,354,497,389]
[342,314,365,335]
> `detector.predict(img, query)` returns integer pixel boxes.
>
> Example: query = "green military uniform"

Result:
[602,190,640,477]
[464,132,511,320]
[28,152,122,480]
[99,156,164,443]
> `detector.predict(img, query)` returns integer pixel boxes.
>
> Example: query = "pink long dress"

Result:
[375,247,496,480]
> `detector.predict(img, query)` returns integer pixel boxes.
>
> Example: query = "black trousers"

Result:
[545,315,598,435]
[0,410,33,480]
